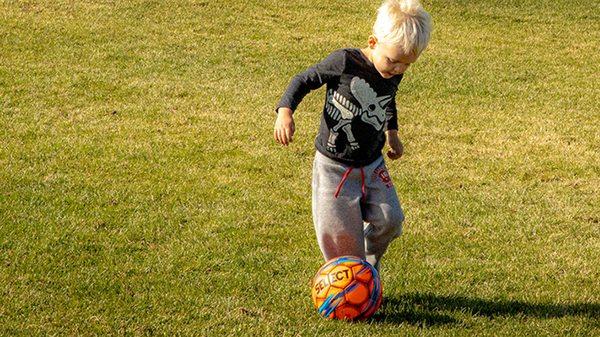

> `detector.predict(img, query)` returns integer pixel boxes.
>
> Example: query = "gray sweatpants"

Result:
[312,151,404,270]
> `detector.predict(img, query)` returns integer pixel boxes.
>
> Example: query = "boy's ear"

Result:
[367,35,378,49]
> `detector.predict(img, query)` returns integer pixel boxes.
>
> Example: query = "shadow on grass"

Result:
[370,292,600,327]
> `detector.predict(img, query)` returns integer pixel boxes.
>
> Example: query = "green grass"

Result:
[1,0,598,335]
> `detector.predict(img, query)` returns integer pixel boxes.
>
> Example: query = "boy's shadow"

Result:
[370,292,600,327]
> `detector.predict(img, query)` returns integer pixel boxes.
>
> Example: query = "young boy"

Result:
[274,0,432,272]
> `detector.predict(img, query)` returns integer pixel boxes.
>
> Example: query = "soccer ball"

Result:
[311,255,382,320]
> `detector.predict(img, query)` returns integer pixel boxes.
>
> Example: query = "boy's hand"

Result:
[386,130,404,160]
[274,107,295,146]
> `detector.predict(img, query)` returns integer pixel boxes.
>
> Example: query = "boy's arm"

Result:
[274,50,346,146]
[275,49,346,113]
[384,96,403,160]
[384,93,398,132]
[386,129,404,160]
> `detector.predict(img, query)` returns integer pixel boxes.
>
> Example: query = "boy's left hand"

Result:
[386,130,404,160]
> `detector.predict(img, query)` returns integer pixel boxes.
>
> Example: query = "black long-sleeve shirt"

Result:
[276,48,402,167]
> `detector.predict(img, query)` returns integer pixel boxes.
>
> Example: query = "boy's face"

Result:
[368,36,419,79]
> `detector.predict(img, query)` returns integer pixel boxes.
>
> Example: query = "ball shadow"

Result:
[368,292,599,327]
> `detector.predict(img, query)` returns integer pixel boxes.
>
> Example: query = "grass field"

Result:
[1,0,599,335]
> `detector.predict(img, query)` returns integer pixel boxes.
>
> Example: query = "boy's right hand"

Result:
[274,107,295,146]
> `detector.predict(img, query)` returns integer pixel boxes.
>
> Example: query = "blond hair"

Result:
[373,0,432,55]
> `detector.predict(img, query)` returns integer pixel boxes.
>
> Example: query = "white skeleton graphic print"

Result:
[325,77,392,153]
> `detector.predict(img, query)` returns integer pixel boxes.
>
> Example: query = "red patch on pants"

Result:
[372,167,393,188]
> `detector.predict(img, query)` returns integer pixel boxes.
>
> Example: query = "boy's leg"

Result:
[362,159,404,270]
[312,152,365,261]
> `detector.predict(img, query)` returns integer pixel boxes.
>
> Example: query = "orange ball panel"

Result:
[327,285,344,297]
[351,264,363,276]
[360,292,383,320]
[353,265,373,283]
[345,282,369,305]
[314,297,325,308]
[334,304,361,320]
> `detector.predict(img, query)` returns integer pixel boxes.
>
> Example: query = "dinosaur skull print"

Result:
[325,76,392,153]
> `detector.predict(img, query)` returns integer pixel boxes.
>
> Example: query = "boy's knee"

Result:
[385,209,404,238]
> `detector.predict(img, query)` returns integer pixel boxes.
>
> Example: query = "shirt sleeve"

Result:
[384,95,398,131]
[275,49,346,113]
[384,75,403,131]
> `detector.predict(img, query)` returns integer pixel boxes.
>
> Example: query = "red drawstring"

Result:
[334,166,366,202]
[334,167,353,198]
